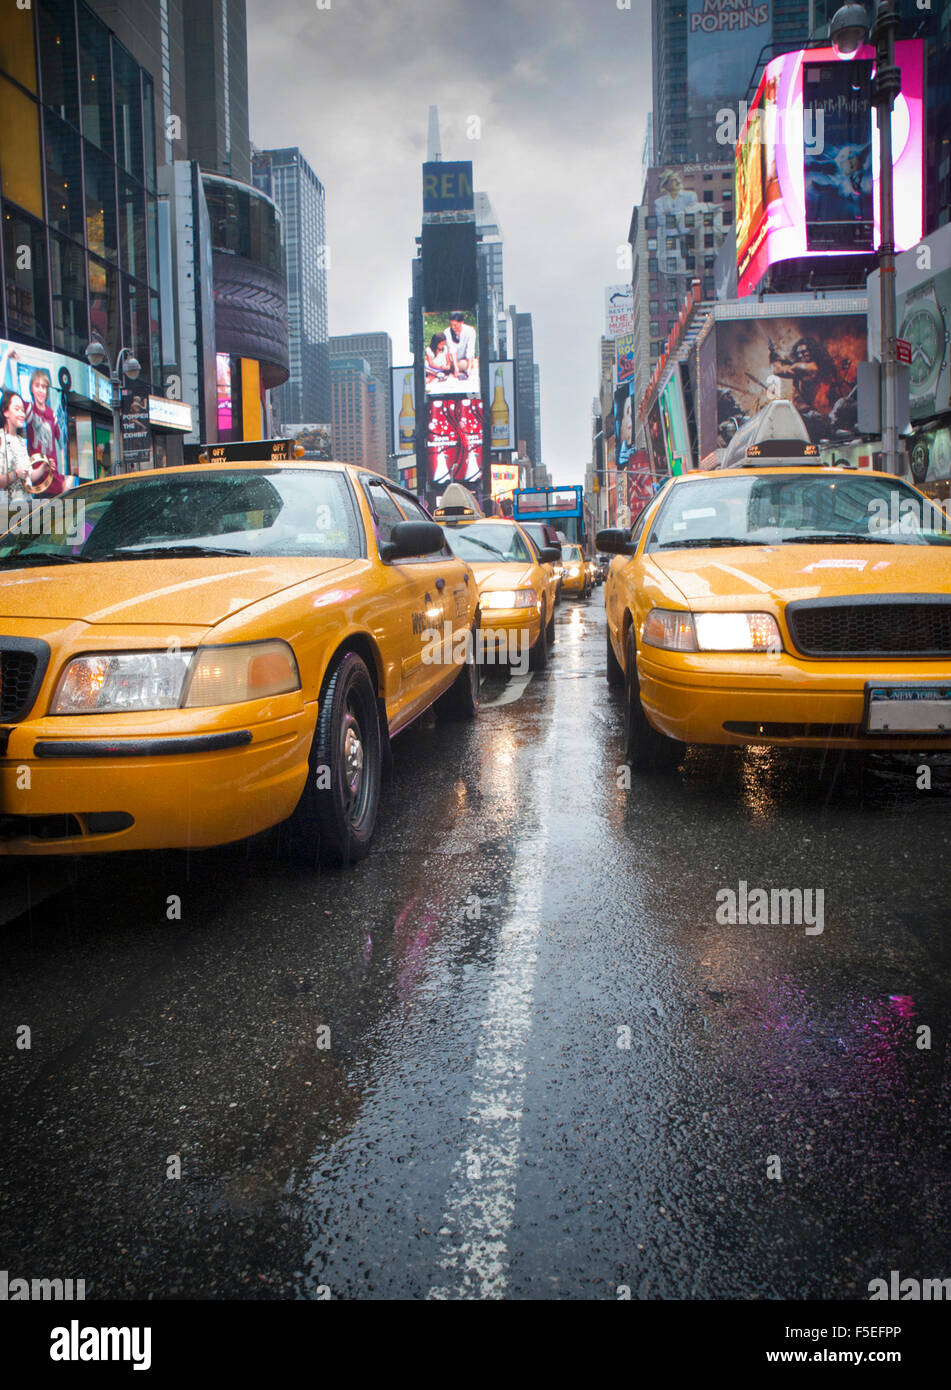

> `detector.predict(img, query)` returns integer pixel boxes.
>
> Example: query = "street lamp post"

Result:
[830,0,903,474]
[84,339,141,475]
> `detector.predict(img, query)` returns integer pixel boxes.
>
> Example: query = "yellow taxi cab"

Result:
[0,441,480,864]
[599,441,951,769]
[560,544,590,598]
[434,501,560,670]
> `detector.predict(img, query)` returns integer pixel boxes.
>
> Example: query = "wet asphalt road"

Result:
[1,594,950,1301]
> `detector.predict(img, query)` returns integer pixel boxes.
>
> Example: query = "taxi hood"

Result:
[0,555,356,626]
[650,543,951,607]
[468,561,537,591]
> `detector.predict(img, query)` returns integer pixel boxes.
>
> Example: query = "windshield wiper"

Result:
[779,532,901,544]
[0,552,88,567]
[651,537,766,550]
[456,538,508,558]
[107,544,251,559]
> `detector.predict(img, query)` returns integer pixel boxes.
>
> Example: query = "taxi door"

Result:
[360,478,471,725]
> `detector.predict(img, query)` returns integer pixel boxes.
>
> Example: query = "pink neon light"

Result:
[738,40,924,297]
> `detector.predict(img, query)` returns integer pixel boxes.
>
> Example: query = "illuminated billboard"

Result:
[490,460,519,500]
[645,399,667,479]
[803,59,873,252]
[279,423,333,460]
[422,308,479,396]
[660,374,691,475]
[488,361,515,451]
[687,1,771,139]
[714,313,866,449]
[422,161,474,220]
[737,40,924,296]
[391,366,416,455]
[426,396,483,487]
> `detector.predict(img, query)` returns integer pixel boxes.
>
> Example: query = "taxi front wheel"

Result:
[287,651,381,867]
[624,627,683,772]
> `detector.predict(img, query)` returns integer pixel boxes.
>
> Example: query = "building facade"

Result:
[651,0,812,166]
[254,148,330,429]
[330,356,386,474]
[0,0,194,477]
[329,332,392,455]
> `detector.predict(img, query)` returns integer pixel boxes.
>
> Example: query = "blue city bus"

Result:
[513,486,587,550]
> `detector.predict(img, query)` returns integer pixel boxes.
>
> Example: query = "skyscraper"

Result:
[253,148,331,426]
[329,334,394,455]
[509,306,540,469]
[476,192,505,359]
[651,0,812,165]
[330,357,386,474]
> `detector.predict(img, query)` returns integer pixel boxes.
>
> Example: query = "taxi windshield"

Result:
[444,522,532,563]
[645,473,951,551]
[562,545,582,562]
[0,468,364,568]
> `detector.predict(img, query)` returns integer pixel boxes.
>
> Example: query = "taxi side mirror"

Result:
[539,546,560,564]
[596,528,635,556]
[380,520,445,562]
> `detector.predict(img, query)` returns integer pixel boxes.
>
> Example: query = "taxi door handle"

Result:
[435,577,445,591]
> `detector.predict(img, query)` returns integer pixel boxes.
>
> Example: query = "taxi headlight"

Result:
[642,609,698,652]
[480,588,538,610]
[183,640,301,706]
[51,641,301,714]
[52,650,196,714]
[694,612,783,652]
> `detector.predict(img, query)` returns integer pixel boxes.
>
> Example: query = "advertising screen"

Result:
[803,60,873,252]
[391,366,416,455]
[425,395,483,487]
[422,161,474,219]
[605,283,635,338]
[715,313,866,448]
[216,352,233,435]
[613,379,637,470]
[660,373,691,475]
[697,330,719,463]
[686,0,771,139]
[868,223,951,424]
[737,40,924,296]
[490,461,519,500]
[616,332,636,387]
[646,399,667,479]
[422,308,479,396]
[627,449,654,511]
[280,423,333,460]
[0,340,70,481]
[488,361,515,451]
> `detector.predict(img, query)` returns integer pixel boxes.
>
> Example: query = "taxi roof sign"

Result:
[742,438,823,466]
[197,439,306,464]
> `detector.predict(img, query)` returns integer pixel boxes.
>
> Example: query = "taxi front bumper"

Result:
[638,649,951,751]
[0,700,316,854]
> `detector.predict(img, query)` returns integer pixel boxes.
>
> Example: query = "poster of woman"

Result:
[0,343,70,482]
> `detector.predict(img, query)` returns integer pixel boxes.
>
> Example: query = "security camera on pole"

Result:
[84,339,141,475]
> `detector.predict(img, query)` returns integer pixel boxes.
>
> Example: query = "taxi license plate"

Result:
[865,683,951,734]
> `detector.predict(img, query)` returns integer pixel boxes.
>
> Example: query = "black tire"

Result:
[529,603,549,670]
[286,651,381,867]
[436,620,480,718]
[606,626,624,690]
[546,603,555,647]
[624,626,683,771]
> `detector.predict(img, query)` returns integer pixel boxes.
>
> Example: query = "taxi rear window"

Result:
[0,469,365,566]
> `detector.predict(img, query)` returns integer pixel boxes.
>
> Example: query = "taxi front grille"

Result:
[786,597,951,658]
[1,639,50,722]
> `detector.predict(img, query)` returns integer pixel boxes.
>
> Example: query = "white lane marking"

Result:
[428,721,554,1299]
[480,673,534,708]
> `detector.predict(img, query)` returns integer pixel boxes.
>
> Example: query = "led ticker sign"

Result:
[736,40,923,297]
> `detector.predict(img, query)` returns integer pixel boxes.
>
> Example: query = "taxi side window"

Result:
[363,480,406,544]
[393,491,432,525]
[629,504,652,551]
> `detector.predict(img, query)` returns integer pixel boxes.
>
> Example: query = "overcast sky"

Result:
[246,0,653,483]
